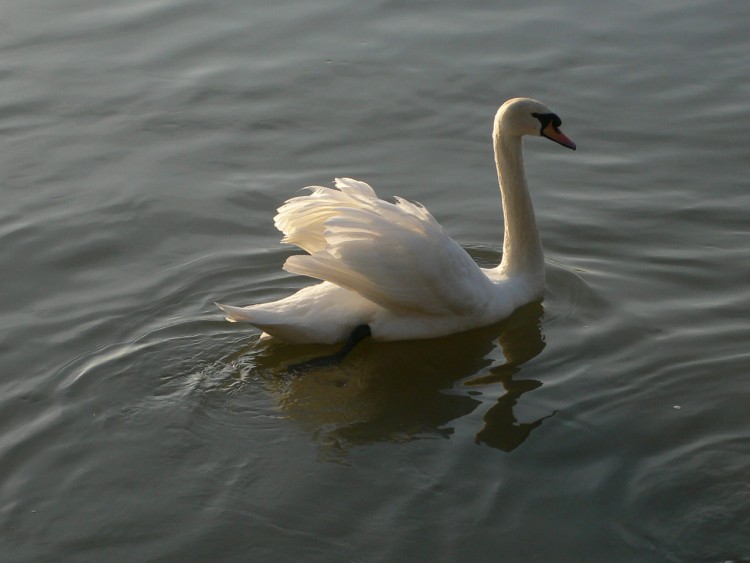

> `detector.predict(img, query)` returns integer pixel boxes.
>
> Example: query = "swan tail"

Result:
[214,302,255,323]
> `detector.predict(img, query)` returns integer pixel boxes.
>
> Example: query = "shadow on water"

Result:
[234,302,552,453]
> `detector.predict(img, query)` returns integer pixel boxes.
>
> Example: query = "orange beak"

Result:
[541,122,576,150]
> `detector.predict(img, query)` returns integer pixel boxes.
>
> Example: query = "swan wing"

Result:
[274,178,377,254]
[278,178,494,316]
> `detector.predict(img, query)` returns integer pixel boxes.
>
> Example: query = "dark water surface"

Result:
[2,0,749,561]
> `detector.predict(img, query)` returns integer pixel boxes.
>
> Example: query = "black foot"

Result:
[287,324,372,373]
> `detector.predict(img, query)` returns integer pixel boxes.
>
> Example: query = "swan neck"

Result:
[493,131,544,277]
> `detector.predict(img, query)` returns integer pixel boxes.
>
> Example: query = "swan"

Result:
[216,97,575,346]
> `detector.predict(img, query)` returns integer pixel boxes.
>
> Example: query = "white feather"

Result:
[216,98,576,344]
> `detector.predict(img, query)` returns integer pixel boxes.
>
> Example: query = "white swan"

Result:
[217,97,575,344]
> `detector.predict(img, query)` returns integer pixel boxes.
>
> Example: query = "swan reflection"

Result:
[252,302,551,452]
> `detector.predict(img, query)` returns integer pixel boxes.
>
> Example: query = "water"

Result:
[2,0,749,560]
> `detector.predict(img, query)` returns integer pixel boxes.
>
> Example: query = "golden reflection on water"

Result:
[249,302,552,452]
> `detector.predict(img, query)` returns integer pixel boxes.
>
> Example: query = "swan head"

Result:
[494,97,576,150]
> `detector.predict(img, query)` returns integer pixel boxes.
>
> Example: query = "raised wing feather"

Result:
[278,178,494,316]
[274,178,377,254]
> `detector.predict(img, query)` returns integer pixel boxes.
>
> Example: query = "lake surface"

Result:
[2,0,749,560]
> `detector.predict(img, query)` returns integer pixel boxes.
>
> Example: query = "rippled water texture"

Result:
[2,0,749,560]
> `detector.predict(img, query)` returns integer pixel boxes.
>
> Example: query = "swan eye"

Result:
[531,112,562,132]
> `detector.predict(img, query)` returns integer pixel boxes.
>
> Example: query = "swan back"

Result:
[277,178,497,317]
